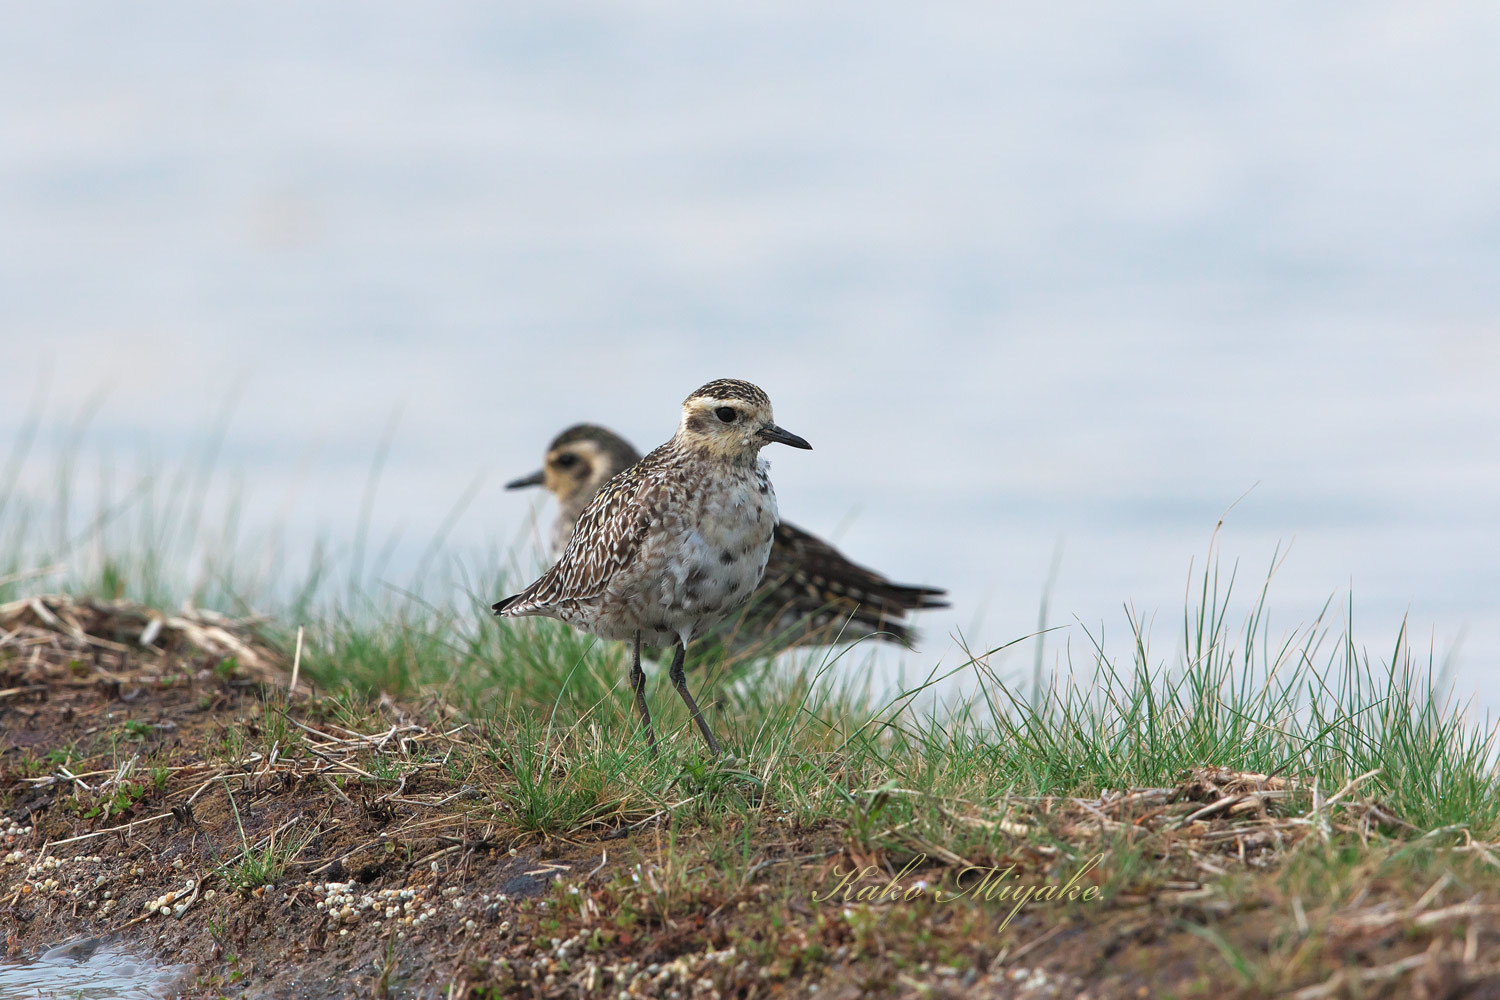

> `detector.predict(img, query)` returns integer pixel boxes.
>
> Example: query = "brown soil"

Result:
[3,596,1498,999]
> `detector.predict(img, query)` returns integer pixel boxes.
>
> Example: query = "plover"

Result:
[493,379,812,753]
[507,426,947,650]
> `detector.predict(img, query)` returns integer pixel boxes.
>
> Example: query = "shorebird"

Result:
[493,379,812,753]
[507,427,947,651]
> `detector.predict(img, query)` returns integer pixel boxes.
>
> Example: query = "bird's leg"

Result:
[669,641,722,755]
[630,631,657,755]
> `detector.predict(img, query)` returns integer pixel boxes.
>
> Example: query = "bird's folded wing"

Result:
[515,474,654,608]
[770,522,949,611]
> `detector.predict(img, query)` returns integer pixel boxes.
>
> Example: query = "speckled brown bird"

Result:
[507,427,948,653]
[494,379,812,753]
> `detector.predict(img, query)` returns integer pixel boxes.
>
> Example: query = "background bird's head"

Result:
[676,378,812,463]
[506,424,640,507]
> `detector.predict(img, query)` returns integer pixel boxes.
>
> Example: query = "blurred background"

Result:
[3,3,1497,708]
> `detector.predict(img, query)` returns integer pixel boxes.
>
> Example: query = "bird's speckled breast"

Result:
[600,459,777,645]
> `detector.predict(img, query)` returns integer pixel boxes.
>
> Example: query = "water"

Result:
[0,940,183,1000]
[1,3,1497,709]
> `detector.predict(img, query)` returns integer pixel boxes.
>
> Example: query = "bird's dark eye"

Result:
[554,453,578,469]
[715,407,737,423]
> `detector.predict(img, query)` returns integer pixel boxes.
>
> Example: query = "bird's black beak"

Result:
[758,423,812,450]
[505,470,545,490]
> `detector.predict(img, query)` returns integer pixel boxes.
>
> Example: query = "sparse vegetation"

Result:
[218,785,316,894]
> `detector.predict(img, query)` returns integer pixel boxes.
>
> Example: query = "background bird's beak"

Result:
[505,470,545,490]
[758,424,813,450]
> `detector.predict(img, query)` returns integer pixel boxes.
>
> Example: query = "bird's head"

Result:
[505,424,641,506]
[675,378,812,462]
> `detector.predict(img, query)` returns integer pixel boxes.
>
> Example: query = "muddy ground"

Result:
[3,596,1498,999]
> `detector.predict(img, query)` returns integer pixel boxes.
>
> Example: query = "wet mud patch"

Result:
[0,936,186,998]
